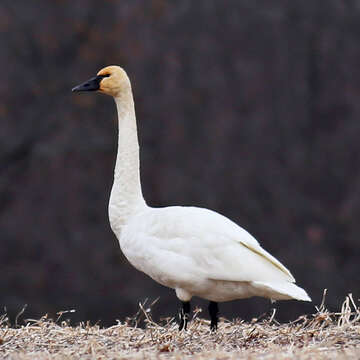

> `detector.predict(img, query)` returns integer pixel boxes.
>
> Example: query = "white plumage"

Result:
[121,206,309,303]
[73,65,311,330]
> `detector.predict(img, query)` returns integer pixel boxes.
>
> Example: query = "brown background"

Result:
[1,0,359,325]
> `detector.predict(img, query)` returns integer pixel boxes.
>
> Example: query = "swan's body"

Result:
[120,205,308,303]
[73,66,311,330]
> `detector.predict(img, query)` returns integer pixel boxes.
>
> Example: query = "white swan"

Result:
[72,65,311,331]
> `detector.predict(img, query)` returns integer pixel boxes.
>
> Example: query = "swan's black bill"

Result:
[72,75,107,92]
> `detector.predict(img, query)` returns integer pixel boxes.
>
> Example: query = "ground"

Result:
[1,294,360,359]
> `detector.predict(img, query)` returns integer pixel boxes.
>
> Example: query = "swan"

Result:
[72,65,311,331]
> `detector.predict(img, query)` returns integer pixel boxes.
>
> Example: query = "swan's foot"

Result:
[178,301,190,330]
[208,301,219,331]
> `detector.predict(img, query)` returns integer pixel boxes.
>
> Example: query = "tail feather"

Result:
[253,281,311,302]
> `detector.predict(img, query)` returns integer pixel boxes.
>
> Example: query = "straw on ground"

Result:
[1,293,360,359]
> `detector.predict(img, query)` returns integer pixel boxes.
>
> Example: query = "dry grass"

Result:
[1,292,360,359]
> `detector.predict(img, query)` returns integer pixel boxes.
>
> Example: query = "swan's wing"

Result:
[139,206,295,284]
[230,234,295,282]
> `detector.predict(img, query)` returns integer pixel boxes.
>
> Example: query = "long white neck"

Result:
[108,86,146,234]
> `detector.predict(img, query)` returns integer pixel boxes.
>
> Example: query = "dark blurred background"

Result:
[1,0,360,326]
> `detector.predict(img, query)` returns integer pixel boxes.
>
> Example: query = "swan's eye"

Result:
[100,74,110,78]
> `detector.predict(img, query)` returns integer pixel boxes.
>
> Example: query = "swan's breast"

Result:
[117,210,207,290]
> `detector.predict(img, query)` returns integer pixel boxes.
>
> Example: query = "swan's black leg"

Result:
[208,301,219,331]
[179,301,191,330]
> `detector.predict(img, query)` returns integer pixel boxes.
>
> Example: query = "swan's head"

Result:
[72,65,130,97]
